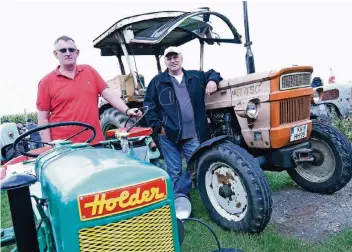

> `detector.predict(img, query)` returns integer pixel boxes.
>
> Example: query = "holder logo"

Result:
[78,177,167,221]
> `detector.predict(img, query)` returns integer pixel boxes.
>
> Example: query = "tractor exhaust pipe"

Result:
[243,1,255,74]
[1,174,40,252]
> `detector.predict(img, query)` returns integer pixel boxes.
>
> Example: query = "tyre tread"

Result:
[288,119,352,194]
[197,143,272,233]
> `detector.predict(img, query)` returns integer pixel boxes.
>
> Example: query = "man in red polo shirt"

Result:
[36,35,141,145]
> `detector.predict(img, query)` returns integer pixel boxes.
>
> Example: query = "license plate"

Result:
[290,124,308,142]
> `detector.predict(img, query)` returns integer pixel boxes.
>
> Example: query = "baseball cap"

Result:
[163,46,182,57]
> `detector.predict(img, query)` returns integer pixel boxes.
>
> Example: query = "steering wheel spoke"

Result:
[64,127,89,141]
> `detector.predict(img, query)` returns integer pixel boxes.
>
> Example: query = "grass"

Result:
[264,171,295,191]
[1,191,14,252]
[182,189,352,252]
[1,116,352,251]
[1,191,12,228]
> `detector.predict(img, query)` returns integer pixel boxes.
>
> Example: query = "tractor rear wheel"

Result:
[287,120,352,194]
[196,143,272,233]
[100,108,136,138]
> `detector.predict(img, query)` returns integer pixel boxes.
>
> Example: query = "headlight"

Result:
[246,101,257,119]
[234,99,261,119]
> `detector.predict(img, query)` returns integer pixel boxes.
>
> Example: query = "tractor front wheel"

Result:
[287,120,352,194]
[197,143,272,234]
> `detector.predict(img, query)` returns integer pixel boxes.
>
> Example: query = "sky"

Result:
[1,0,351,116]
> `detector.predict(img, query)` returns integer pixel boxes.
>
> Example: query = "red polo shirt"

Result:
[36,64,108,145]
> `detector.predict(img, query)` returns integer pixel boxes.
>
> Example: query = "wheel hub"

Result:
[312,149,325,166]
[205,162,248,221]
[219,184,234,198]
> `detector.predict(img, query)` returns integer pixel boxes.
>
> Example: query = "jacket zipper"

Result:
[162,81,182,143]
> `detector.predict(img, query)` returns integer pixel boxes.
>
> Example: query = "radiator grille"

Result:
[78,205,174,252]
[280,72,311,90]
[280,96,310,124]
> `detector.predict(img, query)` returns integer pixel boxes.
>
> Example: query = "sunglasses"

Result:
[58,48,77,53]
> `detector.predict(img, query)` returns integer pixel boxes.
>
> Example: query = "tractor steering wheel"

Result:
[13,121,96,158]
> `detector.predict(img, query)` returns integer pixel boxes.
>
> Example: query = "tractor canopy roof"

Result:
[93,8,242,56]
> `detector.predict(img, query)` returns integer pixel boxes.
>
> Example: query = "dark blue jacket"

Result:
[144,68,223,143]
[26,122,41,141]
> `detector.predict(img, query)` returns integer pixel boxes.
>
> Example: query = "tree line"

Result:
[1,112,38,124]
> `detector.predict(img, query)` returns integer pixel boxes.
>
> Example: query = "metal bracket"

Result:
[292,148,314,164]
[113,33,139,91]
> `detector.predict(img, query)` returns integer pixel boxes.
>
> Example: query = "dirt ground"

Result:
[270,179,352,242]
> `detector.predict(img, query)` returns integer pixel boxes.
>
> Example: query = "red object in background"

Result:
[328,68,336,84]
[328,76,336,84]
[106,127,153,139]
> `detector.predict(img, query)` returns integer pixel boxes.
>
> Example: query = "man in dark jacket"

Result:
[26,119,43,150]
[144,47,223,202]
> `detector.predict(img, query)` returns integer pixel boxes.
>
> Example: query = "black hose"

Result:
[125,106,149,132]
[182,217,222,251]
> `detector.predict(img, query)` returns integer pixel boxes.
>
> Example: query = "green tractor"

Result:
[0,108,244,252]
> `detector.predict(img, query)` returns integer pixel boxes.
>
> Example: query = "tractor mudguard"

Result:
[187,135,229,173]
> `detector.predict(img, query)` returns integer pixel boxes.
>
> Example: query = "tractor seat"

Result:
[106,127,153,139]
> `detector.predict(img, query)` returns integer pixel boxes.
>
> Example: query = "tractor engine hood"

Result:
[34,143,174,251]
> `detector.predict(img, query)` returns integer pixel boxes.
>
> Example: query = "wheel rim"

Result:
[205,162,248,221]
[295,138,336,183]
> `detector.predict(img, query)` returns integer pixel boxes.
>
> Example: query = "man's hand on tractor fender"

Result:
[206,80,217,95]
[126,108,142,117]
